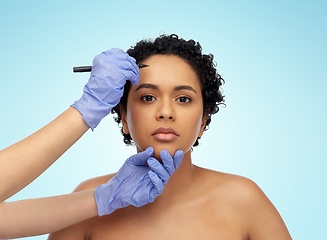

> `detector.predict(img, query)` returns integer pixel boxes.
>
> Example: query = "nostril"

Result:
[158,115,174,120]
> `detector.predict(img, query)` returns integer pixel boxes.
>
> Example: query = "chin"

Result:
[137,143,190,162]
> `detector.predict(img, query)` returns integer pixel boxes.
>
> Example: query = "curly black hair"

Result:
[111,34,225,147]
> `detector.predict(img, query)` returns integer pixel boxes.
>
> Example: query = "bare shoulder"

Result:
[194,166,261,197]
[194,166,292,239]
[73,173,116,192]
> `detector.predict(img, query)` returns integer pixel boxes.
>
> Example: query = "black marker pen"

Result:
[73,64,149,73]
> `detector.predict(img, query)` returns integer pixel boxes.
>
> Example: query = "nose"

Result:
[156,98,175,121]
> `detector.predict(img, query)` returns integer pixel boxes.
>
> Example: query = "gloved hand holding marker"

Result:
[71,48,148,131]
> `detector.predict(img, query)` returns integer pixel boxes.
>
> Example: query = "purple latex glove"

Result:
[95,147,184,216]
[72,48,140,130]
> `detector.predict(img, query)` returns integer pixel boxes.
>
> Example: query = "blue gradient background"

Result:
[0,0,326,239]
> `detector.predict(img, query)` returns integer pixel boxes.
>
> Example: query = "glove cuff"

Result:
[95,184,113,217]
[71,95,114,131]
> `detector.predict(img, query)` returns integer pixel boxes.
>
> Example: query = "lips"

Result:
[151,127,179,141]
[152,127,178,136]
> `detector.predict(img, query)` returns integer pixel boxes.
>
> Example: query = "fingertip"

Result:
[174,150,184,159]
[131,78,140,86]
[131,70,140,84]
[160,150,171,160]
[146,146,154,157]
[129,71,140,86]
[130,147,153,165]
[147,157,157,166]
[173,150,184,169]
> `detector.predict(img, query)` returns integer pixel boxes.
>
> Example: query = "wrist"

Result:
[71,97,113,131]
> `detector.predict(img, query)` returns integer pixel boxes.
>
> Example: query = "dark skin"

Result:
[48,55,292,240]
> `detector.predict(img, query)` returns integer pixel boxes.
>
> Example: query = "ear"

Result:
[119,104,130,135]
[198,113,209,138]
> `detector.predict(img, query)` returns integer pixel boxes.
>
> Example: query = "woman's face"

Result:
[121,54,207,160]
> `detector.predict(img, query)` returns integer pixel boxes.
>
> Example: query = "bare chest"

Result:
[89,204,247,240]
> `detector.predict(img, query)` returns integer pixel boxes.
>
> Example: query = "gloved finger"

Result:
[172,150,184,170]
[91,49,140,86]
[112,49,140,86]
[160,150,184,176]
[126,56,140,73]
[147,157,170,185]
[127,69,140,86]
[118,68,140,86]
[148,170,164,195]
[114,55,139,73]
[124,58,140,86]
[104,48,140,77]
[128,147,154,166]
[102,57,139,86]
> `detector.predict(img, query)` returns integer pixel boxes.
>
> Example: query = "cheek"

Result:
[126,109,139,137]
[180,104,203,128]
[126,105,149,144]
[181,110,204,143]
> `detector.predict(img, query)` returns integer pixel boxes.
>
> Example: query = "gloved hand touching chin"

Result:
[95,147,184,216]
[72,48,140,130]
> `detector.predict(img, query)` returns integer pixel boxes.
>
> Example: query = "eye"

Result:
[176,96,191,103]
[141,95,156,102]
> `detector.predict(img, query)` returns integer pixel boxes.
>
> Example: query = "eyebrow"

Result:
[135,83,197,94]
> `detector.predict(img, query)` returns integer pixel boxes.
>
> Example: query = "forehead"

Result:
[134,54,201,90]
